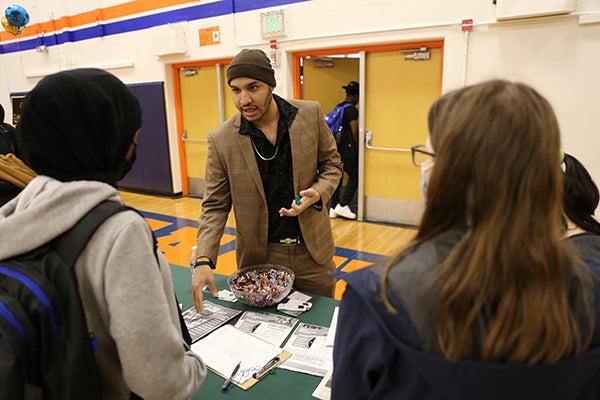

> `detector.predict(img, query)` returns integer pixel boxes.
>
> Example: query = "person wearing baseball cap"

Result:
[191,49,343,312]
[342,81,359,95]
[329,81,360,220]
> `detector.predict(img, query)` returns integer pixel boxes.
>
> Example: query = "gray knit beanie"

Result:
[227,49,276,87]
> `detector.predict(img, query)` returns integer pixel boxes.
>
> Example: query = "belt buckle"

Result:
[279,237,298,245]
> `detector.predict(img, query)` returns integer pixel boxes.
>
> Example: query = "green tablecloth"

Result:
[170,265,339,400]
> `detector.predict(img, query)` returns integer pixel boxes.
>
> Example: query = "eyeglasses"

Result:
[411,145,436,167]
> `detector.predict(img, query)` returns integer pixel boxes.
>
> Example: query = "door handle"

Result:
[364,131,411,152]
[182,129,208,143]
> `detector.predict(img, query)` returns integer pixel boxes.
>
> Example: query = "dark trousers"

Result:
[331,142,358,208]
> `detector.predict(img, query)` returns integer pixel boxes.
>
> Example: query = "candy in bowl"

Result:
[227,264,295,308]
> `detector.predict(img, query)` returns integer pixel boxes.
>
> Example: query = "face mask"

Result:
[117,144,137,181]
[420,162,433,203]
[420,169,428,204]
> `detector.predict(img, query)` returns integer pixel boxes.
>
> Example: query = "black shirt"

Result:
[338,101,358,146]
[239,94,303,243]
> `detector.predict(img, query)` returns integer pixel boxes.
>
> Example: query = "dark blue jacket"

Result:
[332,242,600,400]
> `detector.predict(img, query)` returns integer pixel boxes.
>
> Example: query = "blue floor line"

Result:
[140,210,386,271]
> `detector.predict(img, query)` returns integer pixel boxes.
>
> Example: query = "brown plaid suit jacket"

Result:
[196,99,343,268]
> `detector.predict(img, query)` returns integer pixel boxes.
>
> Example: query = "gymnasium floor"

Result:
[120,191,417,300]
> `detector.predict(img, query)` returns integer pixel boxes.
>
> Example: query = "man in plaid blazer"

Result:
[191,49,343,312]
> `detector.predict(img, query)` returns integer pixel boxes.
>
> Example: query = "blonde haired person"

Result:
[332,80,600,400]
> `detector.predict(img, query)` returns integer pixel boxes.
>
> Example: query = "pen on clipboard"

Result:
[221,361,241,393]
[252,356,280,380]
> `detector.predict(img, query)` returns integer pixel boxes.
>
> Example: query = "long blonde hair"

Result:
[382,80,594,364]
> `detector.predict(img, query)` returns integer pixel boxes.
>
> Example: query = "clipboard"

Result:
[191,324,293,390]
[215,349,292,390]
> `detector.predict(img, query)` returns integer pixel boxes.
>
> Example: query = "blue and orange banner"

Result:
[0,0,308,53]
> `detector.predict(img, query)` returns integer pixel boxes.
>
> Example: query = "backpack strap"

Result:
[53,201,130,266]
[340,102,354,118]
[53,200,193,349]
[53,200,194,347]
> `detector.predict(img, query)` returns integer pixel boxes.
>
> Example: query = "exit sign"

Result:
[261,9,286,38]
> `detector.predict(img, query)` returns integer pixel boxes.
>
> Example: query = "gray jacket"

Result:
[0,176,206,400]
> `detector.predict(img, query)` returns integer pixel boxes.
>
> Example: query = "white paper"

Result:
[181,301,241,342]
[312,368,333,400]
[280,323,332,377]
[191,324,283,384]
[234,311,299,346]
[287,290,312,303]
[279,308,302,317]
[278,300,312,311]
[217,289,238,302]
[325,307,339,347]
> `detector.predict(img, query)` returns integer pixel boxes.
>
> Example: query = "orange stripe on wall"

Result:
[100,0,201,21]
[0,0,201,41]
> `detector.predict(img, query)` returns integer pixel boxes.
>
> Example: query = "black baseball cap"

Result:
[342,81,359,94]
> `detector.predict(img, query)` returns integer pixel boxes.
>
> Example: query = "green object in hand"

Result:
[295,195,302,205]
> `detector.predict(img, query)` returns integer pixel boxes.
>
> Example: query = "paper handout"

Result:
[181,300,241,343]
[191,324,292,390]
[279,322,332,377]
[234,311,298,346]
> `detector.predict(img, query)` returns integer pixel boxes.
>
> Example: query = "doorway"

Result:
[172,58,234,196]
[293,41,444,226]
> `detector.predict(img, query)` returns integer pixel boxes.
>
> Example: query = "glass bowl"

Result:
[227,264,295,308]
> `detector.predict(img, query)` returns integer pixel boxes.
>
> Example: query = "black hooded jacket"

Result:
[333,229,600,400]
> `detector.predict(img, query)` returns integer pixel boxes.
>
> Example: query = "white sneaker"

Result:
[329,208,338,218]
[334,204,356,220]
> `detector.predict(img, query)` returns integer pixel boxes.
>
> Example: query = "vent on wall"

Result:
[495,0,575,21]
[151,22,188,56]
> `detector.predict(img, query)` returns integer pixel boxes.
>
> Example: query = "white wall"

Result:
[1,0,599,192]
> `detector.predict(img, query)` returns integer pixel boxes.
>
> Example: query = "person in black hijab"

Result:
[2,68,207,398]
[17,68,142,185]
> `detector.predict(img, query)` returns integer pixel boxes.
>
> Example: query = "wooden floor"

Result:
[120,190,418,298]
[120,191,417,255]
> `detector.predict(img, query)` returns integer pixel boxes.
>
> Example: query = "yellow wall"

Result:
[303,57,359,113]
[181,63,237,184]
[364,48,442,201]
[180,66,219,180]
[220,63,238,120]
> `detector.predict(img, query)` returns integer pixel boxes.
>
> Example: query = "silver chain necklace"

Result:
[251,137,279,161]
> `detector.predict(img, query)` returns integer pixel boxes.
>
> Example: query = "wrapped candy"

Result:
[228,265,294,308]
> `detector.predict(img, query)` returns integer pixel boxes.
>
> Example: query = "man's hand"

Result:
[279,188,321,217]
[192,263,218,313]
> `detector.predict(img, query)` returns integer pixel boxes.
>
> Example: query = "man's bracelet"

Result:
[192,258,216,270]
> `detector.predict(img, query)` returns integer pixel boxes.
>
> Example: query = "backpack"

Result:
[0,200,129,400]
[324,103,353,144]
